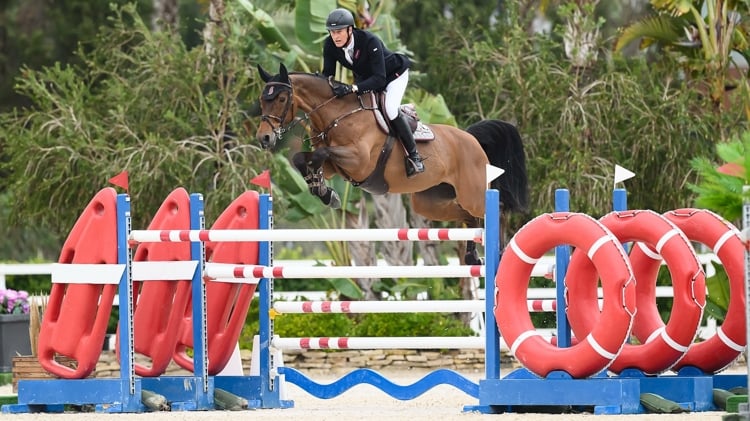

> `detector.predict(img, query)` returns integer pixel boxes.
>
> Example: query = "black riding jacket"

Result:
[322,29,410,93]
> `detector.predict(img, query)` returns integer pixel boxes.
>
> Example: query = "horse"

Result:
[255,63,528,265]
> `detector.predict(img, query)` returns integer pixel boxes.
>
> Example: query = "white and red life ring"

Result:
[567,210,705,374]
[663,208,746,373]
[495,212,636,378]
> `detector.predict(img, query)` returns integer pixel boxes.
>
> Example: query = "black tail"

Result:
[465,119,529,214]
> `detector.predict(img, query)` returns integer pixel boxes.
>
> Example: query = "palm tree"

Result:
[615,0,750,117]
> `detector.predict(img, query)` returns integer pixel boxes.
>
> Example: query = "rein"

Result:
[261,77,376,146]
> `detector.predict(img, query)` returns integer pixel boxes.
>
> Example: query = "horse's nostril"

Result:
[258,134,273,149]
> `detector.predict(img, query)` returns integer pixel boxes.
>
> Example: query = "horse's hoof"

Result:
[324,190,341,209]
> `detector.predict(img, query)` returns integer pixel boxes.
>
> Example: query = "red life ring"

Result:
[664,209,745,373]
[567,210,705,374]
[495,212,636,378]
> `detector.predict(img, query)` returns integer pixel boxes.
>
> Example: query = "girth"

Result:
[351,135,396,195]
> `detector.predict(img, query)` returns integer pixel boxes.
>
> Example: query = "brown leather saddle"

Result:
[362,92,435,142]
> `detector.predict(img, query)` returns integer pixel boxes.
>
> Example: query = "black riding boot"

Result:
[390,113,425,178]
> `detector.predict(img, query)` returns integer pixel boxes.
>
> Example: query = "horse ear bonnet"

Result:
[261,82,286,101]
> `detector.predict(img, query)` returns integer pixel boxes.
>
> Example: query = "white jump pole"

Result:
[129,228,484,243]
[204,263,483,280]
[273,336,486,350]
[272,299,566,314]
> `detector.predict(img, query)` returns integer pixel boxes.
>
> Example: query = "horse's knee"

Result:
[292,152,309,173]
[310,148,330,168]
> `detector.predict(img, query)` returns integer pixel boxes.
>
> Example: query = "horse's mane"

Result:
[289,71,355,88]
[287,72,357,102]
[288,71,329,81]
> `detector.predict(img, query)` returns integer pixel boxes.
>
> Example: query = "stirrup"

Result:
[405,156,425,178]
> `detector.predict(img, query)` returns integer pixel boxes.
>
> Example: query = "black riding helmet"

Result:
[326,8,355,30]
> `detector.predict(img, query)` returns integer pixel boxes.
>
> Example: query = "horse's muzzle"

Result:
[257,133,276,150]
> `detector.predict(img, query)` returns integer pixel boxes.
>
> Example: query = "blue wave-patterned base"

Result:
[278,367,479,400]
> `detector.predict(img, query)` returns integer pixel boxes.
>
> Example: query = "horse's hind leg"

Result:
[463,221,483,266]
[292,151,341,209]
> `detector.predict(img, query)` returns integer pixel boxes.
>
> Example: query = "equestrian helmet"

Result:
[326,8,355,30]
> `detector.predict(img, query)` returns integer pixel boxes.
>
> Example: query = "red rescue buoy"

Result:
[495,212,636,378]
[567,210,705,374]
[665,209,745,373]
[38,188,120,378]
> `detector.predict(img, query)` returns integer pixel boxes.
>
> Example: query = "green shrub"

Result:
[239,296,477,350]
[351,312,476,337]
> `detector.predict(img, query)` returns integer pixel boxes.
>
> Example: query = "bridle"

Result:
[259,76,375,145]
[259,81,300,140]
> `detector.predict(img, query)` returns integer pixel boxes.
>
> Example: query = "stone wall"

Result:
[93,348,512,377]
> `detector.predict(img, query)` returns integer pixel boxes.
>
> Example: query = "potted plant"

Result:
[0,288,31,372]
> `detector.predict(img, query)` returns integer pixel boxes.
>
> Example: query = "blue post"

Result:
[554,189,571,347]
[189,193,213,409]
[612,188,629,253]
[484,189,500,381]
[115,193,141,411]
[257,193,285,407]
[612,188,627,212]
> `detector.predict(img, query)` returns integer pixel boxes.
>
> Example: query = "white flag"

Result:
[614,165,635,186]
[486,164,505,187]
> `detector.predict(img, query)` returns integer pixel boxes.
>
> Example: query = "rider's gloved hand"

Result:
[332,83,353,97]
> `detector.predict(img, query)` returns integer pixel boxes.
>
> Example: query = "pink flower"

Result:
[0,288,30,314]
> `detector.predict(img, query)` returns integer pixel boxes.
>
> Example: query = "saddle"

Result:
[363,92,435,142]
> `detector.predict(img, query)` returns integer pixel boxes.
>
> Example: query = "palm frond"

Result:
[614,15,686,52]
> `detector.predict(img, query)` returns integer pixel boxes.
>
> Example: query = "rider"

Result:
[321,8,425,178]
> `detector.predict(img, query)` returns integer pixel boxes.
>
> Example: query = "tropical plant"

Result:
[688,131,750,325]
[689,131,750,222]
[615,0,750,119]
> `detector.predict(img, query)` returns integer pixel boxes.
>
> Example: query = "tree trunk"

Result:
[373,193,413,265]
[152,0,179,31]
[346,195,378,301]
[202,0,225,61]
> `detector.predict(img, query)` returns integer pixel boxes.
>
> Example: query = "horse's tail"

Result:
[465,119,529,214]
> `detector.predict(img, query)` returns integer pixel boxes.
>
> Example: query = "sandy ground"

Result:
[0,368,744,421]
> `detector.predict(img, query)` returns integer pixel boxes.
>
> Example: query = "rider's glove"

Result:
[332,83,353,97]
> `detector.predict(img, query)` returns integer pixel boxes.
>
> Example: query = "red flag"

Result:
[717,163,744,178]
[108,171,129,192]
[250,170,271,189]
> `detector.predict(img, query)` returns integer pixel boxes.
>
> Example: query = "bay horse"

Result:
[256,63,528,264]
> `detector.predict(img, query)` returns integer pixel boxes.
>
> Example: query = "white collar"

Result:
[343,37,354,52]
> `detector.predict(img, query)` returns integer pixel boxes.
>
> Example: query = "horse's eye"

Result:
[279,96,287,104]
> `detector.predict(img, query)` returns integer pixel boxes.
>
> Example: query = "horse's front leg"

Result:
[292,150,341,209]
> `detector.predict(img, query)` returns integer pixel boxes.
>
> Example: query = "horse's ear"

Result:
[279,63,289,83]
[258,64,272,83]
